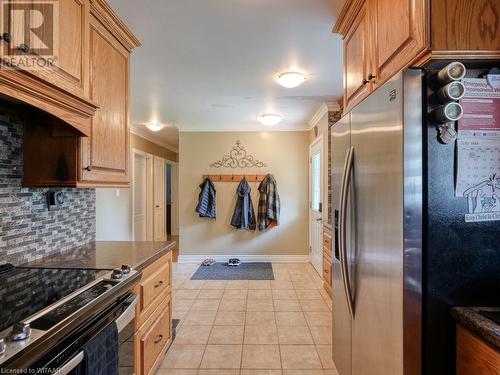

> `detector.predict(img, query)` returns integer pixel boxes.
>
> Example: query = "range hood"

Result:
[0,68,98,137]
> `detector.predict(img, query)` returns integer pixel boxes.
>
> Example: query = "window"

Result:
[312,152,321,211]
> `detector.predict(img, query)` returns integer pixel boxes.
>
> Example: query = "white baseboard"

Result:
[177,255,310,264]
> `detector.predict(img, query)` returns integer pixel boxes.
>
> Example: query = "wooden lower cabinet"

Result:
[456,325,500,375]
[134,252,173,375]
[323,226,333,296]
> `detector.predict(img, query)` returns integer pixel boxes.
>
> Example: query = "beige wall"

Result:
[96,134,177,240]
[309,112,330,221]
[179,131,309,257]
[131,134,178,162]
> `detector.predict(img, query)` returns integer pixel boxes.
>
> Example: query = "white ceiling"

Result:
[108,0,345,148]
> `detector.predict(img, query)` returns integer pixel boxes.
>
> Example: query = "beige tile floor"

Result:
[155,262,339,375]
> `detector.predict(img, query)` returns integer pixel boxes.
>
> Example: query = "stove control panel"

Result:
[111,269,123,279]
[10,323,31,341]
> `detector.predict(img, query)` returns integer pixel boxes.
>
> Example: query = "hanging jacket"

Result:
[257,174,280,231]
[230,178,256,230]
[196,178,216,219]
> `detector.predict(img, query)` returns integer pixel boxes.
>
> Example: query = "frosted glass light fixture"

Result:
[257,113,283,126]
[145,122,165,132]
[276,71,307,88]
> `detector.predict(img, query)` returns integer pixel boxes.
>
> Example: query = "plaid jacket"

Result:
[257,174,280,231]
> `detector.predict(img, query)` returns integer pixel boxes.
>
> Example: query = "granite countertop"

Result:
[23,241,176,272]
[452,306,500,348]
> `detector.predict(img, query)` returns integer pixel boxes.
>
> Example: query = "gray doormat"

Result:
[191,262,274,280]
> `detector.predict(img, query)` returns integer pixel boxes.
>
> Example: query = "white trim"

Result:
[179,127,310,133]
[307,103,329,130]
[309,135,324,275]
[177,255,310,264]
[131,125,179,153]
[131,149,154,241]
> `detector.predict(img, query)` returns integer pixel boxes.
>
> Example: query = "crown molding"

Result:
[326,100,342,111]
[307,103,329,130]
[130,126,179,153]
[179,127,310,133]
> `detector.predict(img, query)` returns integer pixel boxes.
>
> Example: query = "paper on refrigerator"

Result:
[456,78,500,222]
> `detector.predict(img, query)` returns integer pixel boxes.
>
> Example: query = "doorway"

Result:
[310,135,324,274]
[133,150,153,241]
[132,150,169,241]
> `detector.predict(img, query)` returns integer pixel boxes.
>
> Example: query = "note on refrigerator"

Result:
[456,78,500,222]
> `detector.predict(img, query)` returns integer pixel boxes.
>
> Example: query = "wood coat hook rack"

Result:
[203,174,268,182]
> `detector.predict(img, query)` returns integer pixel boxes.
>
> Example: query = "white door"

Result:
[153,156,166,241]
[134,153,148,240]
[310,136,324,274]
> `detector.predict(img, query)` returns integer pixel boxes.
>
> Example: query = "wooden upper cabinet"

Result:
[22,0,139,188]
[334,0,499,111]
[5,0,88,96]
[0,0,96,135]
[80,16,129,184]
[371,0,426,86]
[78,0,140,186]
[343,0,372,111]
[431,0,500,57]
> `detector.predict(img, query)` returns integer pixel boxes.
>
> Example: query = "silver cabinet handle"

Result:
[340,147,355,318]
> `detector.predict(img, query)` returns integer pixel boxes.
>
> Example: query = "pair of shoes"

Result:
[227,258,241,267]
[202,258,216,266]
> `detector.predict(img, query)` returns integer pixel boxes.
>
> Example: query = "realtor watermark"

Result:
[0,0,59,70]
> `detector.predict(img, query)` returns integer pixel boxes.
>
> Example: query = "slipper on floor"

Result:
[202,258,216,266]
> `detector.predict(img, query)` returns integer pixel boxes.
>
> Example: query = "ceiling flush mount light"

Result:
[145,122,165,132]
[257,113,283,126]
[276,71,307,88]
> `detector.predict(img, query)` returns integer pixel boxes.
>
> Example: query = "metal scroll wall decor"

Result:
[210,140,267,168]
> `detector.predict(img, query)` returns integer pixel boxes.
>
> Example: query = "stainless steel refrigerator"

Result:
[331,68,500,375]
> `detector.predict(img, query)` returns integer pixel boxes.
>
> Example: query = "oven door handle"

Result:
[116,295,138,332]
[55,351,84,375]
[55,295,138,375]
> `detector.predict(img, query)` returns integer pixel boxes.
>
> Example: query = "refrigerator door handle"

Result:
[340,146,355,318]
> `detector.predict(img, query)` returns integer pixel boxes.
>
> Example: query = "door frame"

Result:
[131,148,154,241]
[166,161,179,236]
[309,134,324,273]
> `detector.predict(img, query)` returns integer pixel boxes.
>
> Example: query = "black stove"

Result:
[0,263,140,370]
[0,265,109,333]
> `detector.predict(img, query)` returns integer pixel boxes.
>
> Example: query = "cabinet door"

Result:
[5,0,88,97]
[80,15,129,185]
[153,157,166,241]
[343,1,372,112]
[372,0,426,86]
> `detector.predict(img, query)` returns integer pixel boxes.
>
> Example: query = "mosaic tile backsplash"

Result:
[0,104,95,265]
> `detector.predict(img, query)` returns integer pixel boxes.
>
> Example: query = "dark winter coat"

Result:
[196,178,217,219]
[257,174,280,231]
[230,178,256,230]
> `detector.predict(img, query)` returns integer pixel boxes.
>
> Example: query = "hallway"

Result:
[156,262,337,374]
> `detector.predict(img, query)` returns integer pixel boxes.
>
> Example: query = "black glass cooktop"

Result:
[0,265,109,333]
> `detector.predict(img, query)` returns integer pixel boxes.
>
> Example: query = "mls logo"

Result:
[0,0,59,69]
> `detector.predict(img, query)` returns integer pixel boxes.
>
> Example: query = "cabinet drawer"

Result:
[141,263,170,311]
[323,257,332,287]
[323,246,332,263]
[138,297,172,375]
[323,230,332,251]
